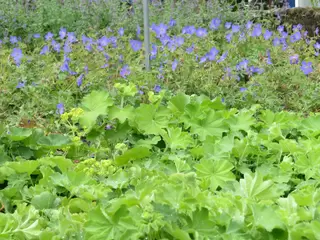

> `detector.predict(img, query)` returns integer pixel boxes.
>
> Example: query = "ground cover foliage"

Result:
[1,0,320,239]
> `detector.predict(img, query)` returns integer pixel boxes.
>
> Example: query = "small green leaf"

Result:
[31,191,56,210]
[109,105,134,124]
[115,147,151,166]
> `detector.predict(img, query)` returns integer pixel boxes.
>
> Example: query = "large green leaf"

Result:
[115,147,151,166]
[31,191,56,210]
[37,134,72,148]
[7,127,32,141]
[161,127,193,150]
[6,160,39,175]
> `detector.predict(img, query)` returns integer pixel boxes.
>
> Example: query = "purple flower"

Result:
[206,47,219,61]
[273,38,281,46]
[246,21,253,30]
[196,28,207,38]
[150,44,157,59]
[172,59,178,71]
[84,65,89,74]
[77,74,84,87]
[159,34,171,46]
[85,44,93,52]
[210,18,221,30]
[33,33,41,39]
[226,33,233,43]
[290,31,301,43]
[152,23,168,37]
[217,51,228,63]
[266,50,272,65]
[239,32,246,41]
[105,124,112,130]
[98,36,110,47]
[45,32,54,41]
[236,59,249,71]
[82,35,91,45]
[56,103,64,115]
[130,40,142,52]
[11,48,23,66]
[231,24,240,33]
[248,66,264,75]
[120,65,130,78]
[60,56,70,72]
[182,25,196,35]
[186,43,194,54]
[16,81,25,89]
[119,54,124,63]
[251,24,262,37]
[315,27,319,35]
[174,36,184,47]
[277,25,284,33]
[118,27,124,36]
[225,22,232,29]
[40,45,49,55]
[314,42,320,50]
[63,42,72,53]
[67,32,77,43]
[169,18,176,27]
[154,85,161,93]
[300,61,313,75]
[264,30,273,40]
[240,87,247,92]
[59,28,67,39]
[199,56,207,64]
[289,54,299,64]
[292,24,303,31]
[51,40,61,53]
[10,36,18,44]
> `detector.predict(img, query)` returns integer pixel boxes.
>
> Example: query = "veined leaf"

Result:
[161,127,193,150]
[115,147,151,166]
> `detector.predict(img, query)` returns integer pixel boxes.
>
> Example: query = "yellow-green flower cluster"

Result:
[74,158,116,177]
[60,108,84,122]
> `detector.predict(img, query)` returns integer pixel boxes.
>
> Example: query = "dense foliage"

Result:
[1,0,320,239]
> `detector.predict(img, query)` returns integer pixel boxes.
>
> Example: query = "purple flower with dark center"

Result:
[289,54,299,64]
[154,85,161,93]
[130,40,142,52]
[45,32,54,41]
[152,23,168,37]
[59,28,67,39]
[136,25,141,36]
[56,103,64,115]
[226,33,233,43]
[225,22,232,29]
[16,81,25,89]
[172,59,178,71]
[232,24,240,33]
[10,36,18,44]
[67,32,77,43]
[252,24,262,37]
[273,37,281,46]
[217,51,228,63]
[40,45,49,55]
[120,65,130,78]
[314,42,320,50]
[11,48,23,66]
[182,25,196,35]
[77,74,84,87]
[118,27,124,36]
[105,124,112,130]
[33,33,40,39]
[264,30,273,40]
[206,47,219,61]
[240,87,247,92]
[186,43,194,54]
[210,18,221,30]
[300,61,313,75]
[196,28,207,38]
[169,18,176,27]
[246,21,253,30]
[277,25,284,33]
